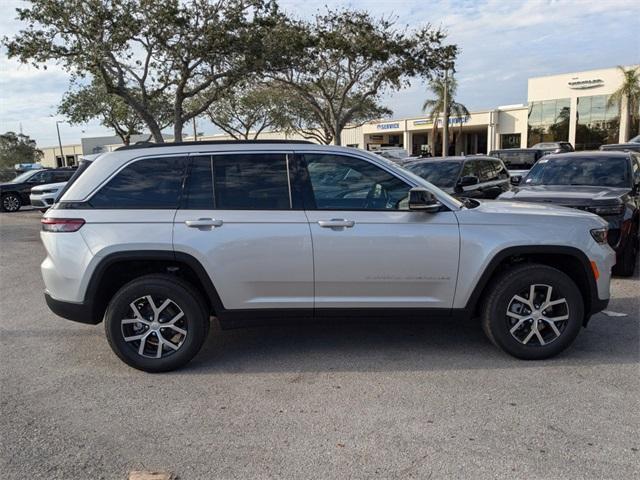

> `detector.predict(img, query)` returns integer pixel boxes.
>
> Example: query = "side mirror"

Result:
[510,175,522,186]
[408,187,441,213]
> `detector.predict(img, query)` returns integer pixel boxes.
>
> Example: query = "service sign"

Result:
[567,78,604,90]
[376,123,401,130]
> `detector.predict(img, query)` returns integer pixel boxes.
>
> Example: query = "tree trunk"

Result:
[174,121,183,143]
[147,121,164,143]
[333,121,342,146]
[442,69,449,157]
[431,118,438,156]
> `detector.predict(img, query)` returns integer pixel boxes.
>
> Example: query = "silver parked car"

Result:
[41,141,615,371]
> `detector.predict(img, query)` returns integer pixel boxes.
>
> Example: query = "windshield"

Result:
[630,135,640,143]
[523,156,630,187]
[9,170,39,183]
[405,161,463,188]
[491,151,538,169]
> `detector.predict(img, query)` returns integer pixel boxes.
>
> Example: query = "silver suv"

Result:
[41,141,615,371]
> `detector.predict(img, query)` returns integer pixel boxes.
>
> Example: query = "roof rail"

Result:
[114,139,314,151]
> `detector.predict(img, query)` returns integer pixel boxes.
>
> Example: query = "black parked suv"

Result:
[500,151,640,276]
[404,156,511,199]
[489,148,545,177]
[0,167,76,212]
[530,142,574,155]
[599,135,640,153]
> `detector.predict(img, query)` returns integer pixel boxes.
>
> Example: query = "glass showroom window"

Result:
[527,98,570,147]
[575,95,619,150]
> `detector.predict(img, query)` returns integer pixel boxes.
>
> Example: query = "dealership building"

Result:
[41,65,638,167]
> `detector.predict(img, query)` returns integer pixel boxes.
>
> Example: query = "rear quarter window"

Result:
[90,156,187,209]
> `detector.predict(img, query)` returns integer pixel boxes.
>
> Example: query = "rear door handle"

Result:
[185,218,223,228]
[317,219,355,229]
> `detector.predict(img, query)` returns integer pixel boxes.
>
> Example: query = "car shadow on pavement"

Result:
[182,305,639,374]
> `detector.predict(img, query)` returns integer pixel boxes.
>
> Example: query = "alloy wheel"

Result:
[506,284,569,346]
[2,195,20,212]
[120,295,188,359]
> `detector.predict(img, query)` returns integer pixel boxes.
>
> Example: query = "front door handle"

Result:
[317,219,355,229]
[185,218,223,229]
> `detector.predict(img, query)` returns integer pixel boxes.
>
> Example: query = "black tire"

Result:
[612,229,638,277]
[481,263,584,360]
[104,274,210,372]
[1,193,22,212]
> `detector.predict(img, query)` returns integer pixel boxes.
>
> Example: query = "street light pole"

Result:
[55,121,65,167]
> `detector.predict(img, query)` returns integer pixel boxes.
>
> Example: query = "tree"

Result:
[607,65,640,139]
[265,9,455,146]
[58,78,170,145]
[422,73,470,156]
[0,132,43,169]
[205,83,289,140]
[5,0,283,142]
[277,89,392,145]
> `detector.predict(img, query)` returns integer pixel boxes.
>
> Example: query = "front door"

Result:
[173,152,313,311]
[299,152,460,311]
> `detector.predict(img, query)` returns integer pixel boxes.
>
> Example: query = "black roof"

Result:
[115,139,314,151]
[490,148,543,153]
[549,150,632,159]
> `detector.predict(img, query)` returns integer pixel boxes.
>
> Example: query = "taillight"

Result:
[41,218,85,232]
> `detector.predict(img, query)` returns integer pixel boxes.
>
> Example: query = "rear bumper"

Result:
[44,292,99,325]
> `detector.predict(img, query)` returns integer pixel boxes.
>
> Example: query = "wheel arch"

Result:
[464,246,599,324]
[84,250,225,324]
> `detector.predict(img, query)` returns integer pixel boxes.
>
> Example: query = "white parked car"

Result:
[41,141,615,372]
[30,181,67,212]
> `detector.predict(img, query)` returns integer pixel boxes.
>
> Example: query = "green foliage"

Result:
[0,132,43,169]
[422,73,470,155]
[205,83,289,140]
[265,9,456,145]
[607,66,640,139]
[5,1,456,145]
[58,78,171,145]
[5,0,283,142]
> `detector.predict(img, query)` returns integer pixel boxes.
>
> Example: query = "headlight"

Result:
[590,228,608,244]
[586,204,625,215]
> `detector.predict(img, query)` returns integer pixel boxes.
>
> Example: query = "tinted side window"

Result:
[90,156,186,209]
[304,154,410,210]
[461,160,478,178]
[53,171,74,182]
[496,160,509,179]
[214,154,290,210]
[184,156,214,209]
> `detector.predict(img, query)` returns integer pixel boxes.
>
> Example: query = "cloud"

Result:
[1,0,639,146]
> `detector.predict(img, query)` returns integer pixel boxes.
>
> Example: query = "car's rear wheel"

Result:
[104,274,210,372]
[481,264,583,360]
[1,193,21,212]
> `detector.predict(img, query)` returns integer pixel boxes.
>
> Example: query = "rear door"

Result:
[476,159,510,199]
[299,151,459,311]
[173,152,313,311]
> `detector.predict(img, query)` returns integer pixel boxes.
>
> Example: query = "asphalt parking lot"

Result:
[0,209,638,480]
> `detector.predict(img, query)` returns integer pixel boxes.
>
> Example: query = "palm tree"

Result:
[422,74,470,156]
[607,66,640,140]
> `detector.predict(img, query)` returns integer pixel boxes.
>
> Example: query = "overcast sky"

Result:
[1,0,639,147]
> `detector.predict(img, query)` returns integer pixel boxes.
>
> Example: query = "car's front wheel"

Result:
[104,274,210,372]
[1,193,22,212]
[481,263,584,360]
